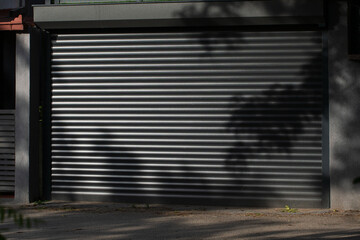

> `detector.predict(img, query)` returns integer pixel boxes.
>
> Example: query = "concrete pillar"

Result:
[15,34,31,203]
[328,1,360,209]
[15,33,41,203]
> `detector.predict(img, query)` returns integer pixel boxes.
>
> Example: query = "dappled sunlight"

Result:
[2,205,360,239]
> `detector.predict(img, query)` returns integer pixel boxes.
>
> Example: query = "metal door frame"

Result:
[42,26,330,208]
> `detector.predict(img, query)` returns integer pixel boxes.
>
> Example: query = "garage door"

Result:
[50,30,326,207]
[0,110,15,196]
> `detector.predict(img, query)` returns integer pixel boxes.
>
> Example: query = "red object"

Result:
[0,10,24,31]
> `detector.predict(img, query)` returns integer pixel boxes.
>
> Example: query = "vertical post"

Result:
[15,34,30,203]
[42,32,52,200]
[322,31,330,208]
[15,31,41,203]
[29,29,41,202]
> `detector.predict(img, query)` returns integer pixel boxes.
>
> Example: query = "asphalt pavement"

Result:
[1,201,360,240]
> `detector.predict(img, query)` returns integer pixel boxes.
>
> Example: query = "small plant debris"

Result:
[282,205,298,213]
[33,200,47,206]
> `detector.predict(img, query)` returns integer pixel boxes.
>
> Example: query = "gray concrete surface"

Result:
[15,32,42,204]
[15,33,31,204]
[34,0,324,29]
[1,201,360,240]
[328,1,360,209]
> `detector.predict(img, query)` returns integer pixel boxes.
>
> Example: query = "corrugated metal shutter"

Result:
[50,30,325,207]
[0,110,15,195]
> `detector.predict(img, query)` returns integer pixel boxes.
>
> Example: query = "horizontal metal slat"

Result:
[0,143,14,148]
[0,135,15,143]
[0,186,14,191]
[0,181,14,186]
[51,141,321,149]
[53,35,321,44]
[51,147,321,156]
[53,31,320,38]
[0,116,14,120]
[51,155,322,163]
[0,160,15,165]
[51,82,322,88]
[51,103,323,110]
[51,190,322,202]
[0,126,15,131]
[51,167,322,177]
[52,93,323,99]
[0,176,14,181]
[0,171,15,176]
[51,148,322,157]
[52,49,322,57]
[52,89,322,94]
[51,68,321,74]
[0,154,15,160]
[0,110,15,115]
[51,180,322,191]
[51,62,322,69]
[52,162,321,171]
[51,138,322,148]
[52,173,322,183]
[53,179,322,190]
[51,111,322,117]
[51,131,322,138]
[51,185,322,197]
[53,39,322,46]
[0,132,15,137]
[51,119,322,124]
[51,72,322,80]
[0,150,14,155]
[51,125,321,132]
[51,56,322,64]
[0,121,15,127]
[0,166,14,171]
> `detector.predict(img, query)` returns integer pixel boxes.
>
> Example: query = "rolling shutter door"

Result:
[50,30,325,207]
[0,110,15,195]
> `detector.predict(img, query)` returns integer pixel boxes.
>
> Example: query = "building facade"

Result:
[2,0,360,209]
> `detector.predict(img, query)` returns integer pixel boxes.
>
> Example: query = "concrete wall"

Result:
[329,1,360,209]
[34,0,324,29]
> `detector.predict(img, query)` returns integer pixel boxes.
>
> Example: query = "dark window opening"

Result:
[0,32,15,109]
[348,0,360,59]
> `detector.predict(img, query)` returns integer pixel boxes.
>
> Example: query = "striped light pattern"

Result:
[50,31,324,207]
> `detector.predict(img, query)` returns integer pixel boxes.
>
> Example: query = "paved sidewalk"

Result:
[1,201,360,239]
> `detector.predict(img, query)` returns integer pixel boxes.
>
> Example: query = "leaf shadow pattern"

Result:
[224,53,324,205]
[171,0,326,207]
